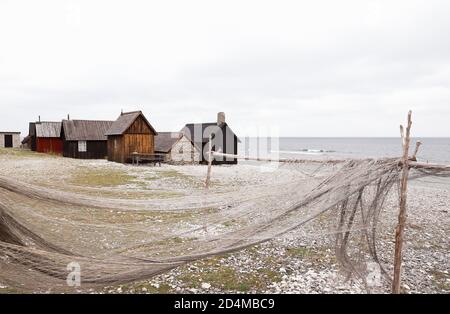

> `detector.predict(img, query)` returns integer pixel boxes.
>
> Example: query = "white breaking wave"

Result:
[272,149,335,155]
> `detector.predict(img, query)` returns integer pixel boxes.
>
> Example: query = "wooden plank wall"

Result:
[107,115,155,163]
[107,135,124,163]
[63,141,108,159]
[36,138,63,154]
[123,134,153,159]
[127,116,152,134]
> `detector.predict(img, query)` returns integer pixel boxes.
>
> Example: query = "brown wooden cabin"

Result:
[61,119,113,159]
[105,111,157,163]
[29,121,63,154]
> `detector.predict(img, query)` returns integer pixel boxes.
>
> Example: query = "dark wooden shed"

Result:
[181,112,240,165]
[28,122,37,151]
[105,111,158,163]
[61,119,113,159]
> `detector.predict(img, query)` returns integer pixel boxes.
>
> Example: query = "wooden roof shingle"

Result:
[35,122,61,138]
[62,120,114,141]
[105,111,157,136]
[181,122,240,151]
[155,132,183,153]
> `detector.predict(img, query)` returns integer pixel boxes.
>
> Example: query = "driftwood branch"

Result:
[411,141,422,161]
[408,161,450,171]
[400,125,405,146]
[392,110,413,294]
[205,135,213,189]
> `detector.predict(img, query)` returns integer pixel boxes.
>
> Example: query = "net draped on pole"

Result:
[0,157,449,292]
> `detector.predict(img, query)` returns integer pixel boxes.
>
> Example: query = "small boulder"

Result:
[201,282,211,289]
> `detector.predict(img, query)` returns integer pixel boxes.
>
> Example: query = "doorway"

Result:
[4,134,13,148]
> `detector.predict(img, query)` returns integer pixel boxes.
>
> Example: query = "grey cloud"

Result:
[0,0,449,137]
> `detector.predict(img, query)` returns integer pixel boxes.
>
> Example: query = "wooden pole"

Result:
[392,110,413,294]
[205,135,213,189]
[411,141,422,161]
[408,160,450,170]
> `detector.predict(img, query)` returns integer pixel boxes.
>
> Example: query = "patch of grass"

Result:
[223,219,238,227]
[144,283,173,294]
[144,176,159,181]
[70,168,136,187]
[257,268,283,283]
[179,256,281,292]
[151,236,197,247]
[48,207,212,225]
[156,170,203,187]
[286,247,313,258]
[285,246,333,263]
[0,148,56,159]
[131,169,203,190]
[0,286,23,294]
[429,270,450,292]
[180,267,280,292]
[82,188,183,199]
[159,170,183,178]
[202,207,221,214]
[117,236,198,257]
[68,165,202,192]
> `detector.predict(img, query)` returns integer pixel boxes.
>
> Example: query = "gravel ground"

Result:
[101,178,449,295]
[0,149,448,294]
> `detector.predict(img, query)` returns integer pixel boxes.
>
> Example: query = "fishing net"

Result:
[0,157,449,292]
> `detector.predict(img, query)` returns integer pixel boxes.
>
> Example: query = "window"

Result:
[78,141,87,152]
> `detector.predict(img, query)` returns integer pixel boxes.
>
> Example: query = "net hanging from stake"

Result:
[0,111,449,293]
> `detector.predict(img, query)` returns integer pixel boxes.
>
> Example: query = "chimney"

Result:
[67,114,70,120]
[38,115,41,123]
[217,112,226,126]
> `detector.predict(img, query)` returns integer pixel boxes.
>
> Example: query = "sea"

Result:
[238,138,450,165]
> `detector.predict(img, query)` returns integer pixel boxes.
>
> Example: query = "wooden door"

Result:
[4,135,13,148]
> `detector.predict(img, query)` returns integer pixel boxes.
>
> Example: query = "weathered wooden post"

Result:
[205,135,213,189]
[392,110,413,294]
[131,152,139,166]
[411,141,422,161]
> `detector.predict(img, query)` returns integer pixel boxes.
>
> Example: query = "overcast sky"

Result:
[1,0,449,137]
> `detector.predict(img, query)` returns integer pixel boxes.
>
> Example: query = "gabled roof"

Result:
[105,111,157,136]
[62,120,114,141]
[155,132,184,153]
[182,123,221,143]
[35,122,61,138]
[181,122,240,151]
